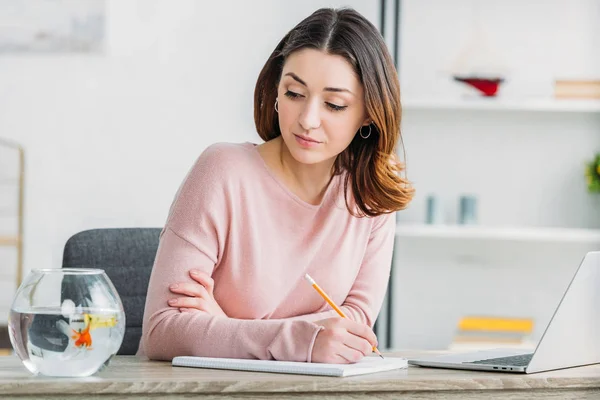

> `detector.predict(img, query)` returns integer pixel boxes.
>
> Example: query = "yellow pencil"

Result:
[304,273,384,359]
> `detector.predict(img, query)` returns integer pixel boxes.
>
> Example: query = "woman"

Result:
[139,7,414,364]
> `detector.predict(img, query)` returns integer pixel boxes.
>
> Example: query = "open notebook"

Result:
[172,355,408,377]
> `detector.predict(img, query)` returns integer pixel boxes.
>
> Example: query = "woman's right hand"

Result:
[167,270,228,318]
[311,318,378,364]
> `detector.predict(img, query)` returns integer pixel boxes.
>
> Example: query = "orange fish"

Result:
[71,318,92,349]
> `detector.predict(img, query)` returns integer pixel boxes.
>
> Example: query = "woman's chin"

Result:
[280,137,318,162]
[288,148,326,165]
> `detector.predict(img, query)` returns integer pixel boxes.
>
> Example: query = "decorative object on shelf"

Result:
[453,75,504,97]
[448,4,508,98]
[458,195,478,225]
[584,153,600,193]
[555,79,600,99]
[425,194,443,224]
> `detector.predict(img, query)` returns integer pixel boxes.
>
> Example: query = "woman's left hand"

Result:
[168,270,227,318]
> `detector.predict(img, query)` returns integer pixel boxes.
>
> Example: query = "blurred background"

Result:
[1,0,599,353]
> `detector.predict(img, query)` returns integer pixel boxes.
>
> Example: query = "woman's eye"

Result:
[284,90,302,99]
[284,91,346,112]
[326,102,347,112]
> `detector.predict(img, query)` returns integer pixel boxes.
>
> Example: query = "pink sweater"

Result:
[139,142,396,362]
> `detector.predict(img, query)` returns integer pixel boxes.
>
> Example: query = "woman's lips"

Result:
[294,134,321,147]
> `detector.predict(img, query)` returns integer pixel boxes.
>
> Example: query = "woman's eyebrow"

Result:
[284,72,353,95]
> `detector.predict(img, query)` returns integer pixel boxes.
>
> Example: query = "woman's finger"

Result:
[328,354,351,364]
[169,282,210,299]
[337,344,365,364]
[339,319,378,347]
[342,333,373,357]
[168,297,209,311]
[189,270,215,294]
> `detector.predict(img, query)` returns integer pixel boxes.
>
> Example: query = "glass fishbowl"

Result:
[8,268,125,377]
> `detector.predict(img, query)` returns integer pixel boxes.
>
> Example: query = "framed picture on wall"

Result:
[0,0,105,54]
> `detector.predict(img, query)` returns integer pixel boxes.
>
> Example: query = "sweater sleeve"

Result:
[140,145,322,362]
[285,213,396,327]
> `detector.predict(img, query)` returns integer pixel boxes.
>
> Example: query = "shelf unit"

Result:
[379,0,600,352]
[0,138,25,288]
[402,98,600,113]
[395,224,600,243]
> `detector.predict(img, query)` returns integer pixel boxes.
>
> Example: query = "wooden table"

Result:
[1,352,600,399]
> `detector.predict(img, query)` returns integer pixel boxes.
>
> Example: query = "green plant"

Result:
[585,153,600,193]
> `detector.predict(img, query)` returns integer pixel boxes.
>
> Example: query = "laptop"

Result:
[408,251,600,374]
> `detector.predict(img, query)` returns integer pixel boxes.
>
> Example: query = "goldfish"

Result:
[83,313,117,329]
[71,317,92,349]
[56,313,119,350]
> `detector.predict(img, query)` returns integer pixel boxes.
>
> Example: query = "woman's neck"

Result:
[259,136,335,206]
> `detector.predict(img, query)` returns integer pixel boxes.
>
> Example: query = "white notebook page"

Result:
[172,355,407,377]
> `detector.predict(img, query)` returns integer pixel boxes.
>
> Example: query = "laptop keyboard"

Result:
[466,353,534,367]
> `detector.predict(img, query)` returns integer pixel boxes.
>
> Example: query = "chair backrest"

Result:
[62,228,161,355]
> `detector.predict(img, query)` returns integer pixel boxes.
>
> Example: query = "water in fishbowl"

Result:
[9,305,125,377]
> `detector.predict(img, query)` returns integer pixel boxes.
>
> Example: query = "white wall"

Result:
[390,0,600,350]
[0,0,379,321]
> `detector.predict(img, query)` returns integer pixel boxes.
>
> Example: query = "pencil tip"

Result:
[379,354,385,359]
[373,347,384,359]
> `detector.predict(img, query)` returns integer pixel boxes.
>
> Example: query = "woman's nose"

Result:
[298,99,321,131]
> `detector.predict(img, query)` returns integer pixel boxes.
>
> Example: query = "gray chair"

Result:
[61,228,161,355]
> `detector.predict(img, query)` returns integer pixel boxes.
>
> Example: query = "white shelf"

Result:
[402,97,600,113]
[395,224,600,243]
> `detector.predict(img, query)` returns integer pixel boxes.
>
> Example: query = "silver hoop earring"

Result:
[360,124,372,139]
[274,98,279,113]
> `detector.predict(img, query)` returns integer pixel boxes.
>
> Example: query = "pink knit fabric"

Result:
[138,142,395,362]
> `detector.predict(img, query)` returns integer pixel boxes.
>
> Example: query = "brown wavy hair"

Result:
[254,7,414,217]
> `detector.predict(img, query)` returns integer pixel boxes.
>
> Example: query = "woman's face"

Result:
[277,48,369,166]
